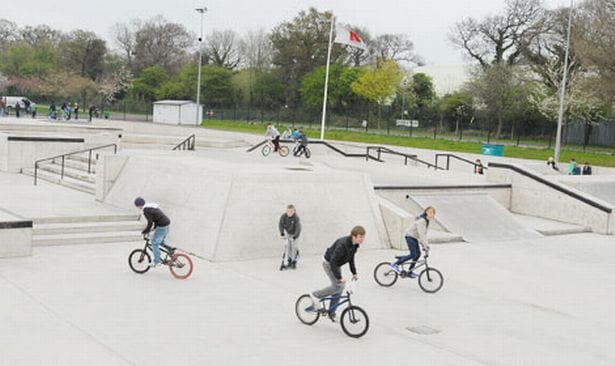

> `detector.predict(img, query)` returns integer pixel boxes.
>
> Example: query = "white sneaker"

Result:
[148,261,160,268]
[310,294,322,310]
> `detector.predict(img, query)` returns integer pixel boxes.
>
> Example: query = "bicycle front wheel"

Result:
[295,294,320,325]
[261,144,271,156]
[340,305,369,338]
[279,145,289,157]
[373,262,398,287]
[128,249,151,274]
[304,147,311,159]
[418,268,443,293]
[168,253,194,279]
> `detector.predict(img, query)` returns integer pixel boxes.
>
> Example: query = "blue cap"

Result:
[134,197,145,207]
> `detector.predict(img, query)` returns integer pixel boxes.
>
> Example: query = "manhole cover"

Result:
[406,326,440,335]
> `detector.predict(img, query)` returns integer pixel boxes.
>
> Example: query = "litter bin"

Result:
[103,111,110,119]
[481,143,504,156]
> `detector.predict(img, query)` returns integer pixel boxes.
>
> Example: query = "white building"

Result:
[152,100,202,126]
[412,64,471,96]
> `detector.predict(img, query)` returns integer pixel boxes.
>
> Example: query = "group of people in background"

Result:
[547,157,592,175]
[48,101,80,121]
[0,98,37,118]
[266,124,309,157]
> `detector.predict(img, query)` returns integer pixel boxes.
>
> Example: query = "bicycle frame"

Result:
[398,256,431,273]
[142,239,175,260]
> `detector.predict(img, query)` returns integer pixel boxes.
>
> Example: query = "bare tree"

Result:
[575,0,615,102]
[371,33,424,66]
[132,16,194,74]
[203,30,241,69]
[450,0,546,67]
[0,19,18,49]
[19,25,64,46]
[238,28,272,70]
[111,20,139,66]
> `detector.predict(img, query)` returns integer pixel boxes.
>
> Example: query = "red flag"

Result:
[334,24,367,50]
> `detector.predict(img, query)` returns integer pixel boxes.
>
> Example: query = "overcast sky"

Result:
[2,0,571,65]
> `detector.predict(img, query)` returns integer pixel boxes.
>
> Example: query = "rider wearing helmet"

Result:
[134,197,171,267]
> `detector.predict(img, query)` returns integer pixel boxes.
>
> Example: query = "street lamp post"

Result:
[195,7,207,125]
[554,0,573,162]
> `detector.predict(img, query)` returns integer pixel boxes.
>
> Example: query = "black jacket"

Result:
[142,205,170,234]
[279,213,301,239]
[324,236,358,279]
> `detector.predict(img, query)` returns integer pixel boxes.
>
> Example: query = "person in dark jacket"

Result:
[309,226,366,320]
[582,162,592,175]
[279,204,301,269]
[134,197,171,267]
[293,130,309,157]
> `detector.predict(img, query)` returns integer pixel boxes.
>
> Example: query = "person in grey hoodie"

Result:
[279,204,301,269]
[389,206,436,278]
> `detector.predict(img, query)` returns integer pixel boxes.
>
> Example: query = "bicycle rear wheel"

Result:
[418,268,443,293]
[261,145,271,156]
[128,249,151,274]
[373,262,398,287]
[278,145,289,157]
[295,294,320,325]
[168,253,194,279]
[340,305,369,338]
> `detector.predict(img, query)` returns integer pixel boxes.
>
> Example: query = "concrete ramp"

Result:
[101,152,387,261]
[411,193,541,242]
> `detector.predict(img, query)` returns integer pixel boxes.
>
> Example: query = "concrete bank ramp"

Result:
[101,153,387,261]
[411,193,541,242]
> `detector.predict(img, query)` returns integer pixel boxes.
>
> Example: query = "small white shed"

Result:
[152,100,202,126]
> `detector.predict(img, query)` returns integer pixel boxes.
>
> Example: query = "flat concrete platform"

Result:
[1,233,614,365]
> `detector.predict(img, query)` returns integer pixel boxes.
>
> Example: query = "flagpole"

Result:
[320,15,335,141]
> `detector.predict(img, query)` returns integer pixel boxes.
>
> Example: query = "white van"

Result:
[1,96,33,112]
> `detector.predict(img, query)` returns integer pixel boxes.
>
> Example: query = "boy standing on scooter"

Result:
[279,204,302,269]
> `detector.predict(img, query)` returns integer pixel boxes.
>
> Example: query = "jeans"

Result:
[313,260,344,311]
[284,236,299,262]
[150,225,169,263]
[394,236,420,271]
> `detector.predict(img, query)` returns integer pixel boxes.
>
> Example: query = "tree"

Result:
[468,64,523,138]
[238,28,273,71]
[450,0,545,67]
[19,25,64,47]
[270,8,346,107]
[438,90,474,131]
[300,64,364,112]
[131,65,169,101]
[371,34,424,66]
[60,30,107,80]
[99,67,132,104]
[0,19,18,50]
[253,71,286,110]
[351,60,403,128]
[114,16,194,75]
[574,0,615,102]
[0,42,58,77]
[157,64,237,107]
[203,30,241,69]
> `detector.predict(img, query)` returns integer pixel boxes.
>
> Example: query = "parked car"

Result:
[1,96,33,113]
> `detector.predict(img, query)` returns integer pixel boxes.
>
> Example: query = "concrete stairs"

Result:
[32,214,143,246]
[22,153,97,194]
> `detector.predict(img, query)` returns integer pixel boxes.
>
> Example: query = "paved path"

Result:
[1,233,614,365]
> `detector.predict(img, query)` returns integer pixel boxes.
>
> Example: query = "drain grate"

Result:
[406,325,441,335]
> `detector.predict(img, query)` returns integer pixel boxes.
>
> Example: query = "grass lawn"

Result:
[202,119,615,168]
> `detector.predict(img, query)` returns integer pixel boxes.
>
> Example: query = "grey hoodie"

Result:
[404,216,429,251]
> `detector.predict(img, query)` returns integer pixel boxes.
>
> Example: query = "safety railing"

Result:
[247,139,382,161]
[172,134,196,151]
[366,146,440,169]
[34,143,118,185]
[435,153,487,173]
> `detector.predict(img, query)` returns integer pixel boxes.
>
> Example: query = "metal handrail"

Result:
[435,153,487,172]
[366,146,440,169]
[246,139,382,161]
[172,134,196,151]
[33,143,118,185]
[488,162,613,213]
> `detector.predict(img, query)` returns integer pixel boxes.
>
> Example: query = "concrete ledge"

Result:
[0,218,32,258]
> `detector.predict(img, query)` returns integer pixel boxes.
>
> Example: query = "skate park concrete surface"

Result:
[1,116,615,365]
